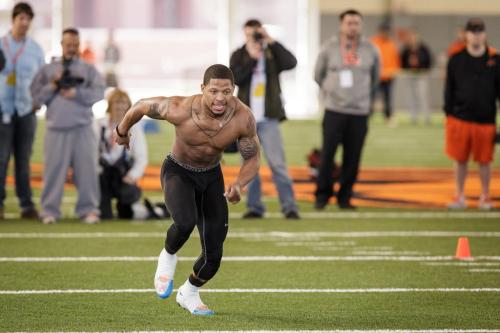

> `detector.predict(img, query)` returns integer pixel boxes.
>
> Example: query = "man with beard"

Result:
[314,9,380,210]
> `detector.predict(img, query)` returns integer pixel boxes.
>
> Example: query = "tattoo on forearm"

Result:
[238,137,258,160]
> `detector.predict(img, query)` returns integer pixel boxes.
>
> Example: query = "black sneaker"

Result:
[338,202,356,210]
[285,211,300,220]
[21,207,39,219]
[242,211,263,219]
[314,200,327,210]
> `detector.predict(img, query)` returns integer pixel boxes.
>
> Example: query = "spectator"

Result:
[0,2,45,220]
[80,40,96,65]
[400,29,433,125]
[230,19,300,219]
[103,30,120,87]
[444,18,499,210]
[95,88,168,220]
[447,26,466,58]
[314,9,379,210]
[31,28,105,224]
[371,22,400,126]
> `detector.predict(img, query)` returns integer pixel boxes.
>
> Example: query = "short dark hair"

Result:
[243,19,262,28]
[339,9,362,21]
[12,2,34,20]
[203,64,234,86]
[62,28,79,37]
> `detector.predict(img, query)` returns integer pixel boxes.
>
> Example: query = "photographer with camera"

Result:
[95,89,169,220]
[230,19,300,220]
[31,28,105,224]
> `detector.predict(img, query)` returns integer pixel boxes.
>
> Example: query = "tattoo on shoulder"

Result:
[246,111,256,133]
[238,137,258,160]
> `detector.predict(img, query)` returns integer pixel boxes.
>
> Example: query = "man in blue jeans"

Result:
[0,2,45,219]
[230,19,299,220]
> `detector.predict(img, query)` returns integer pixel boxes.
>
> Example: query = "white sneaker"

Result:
[447,197,467,210]
[479,195,493,210]
[82,213,100,224]
[176,283,214,316]
[41,215,56,225]
[154,249,177,299]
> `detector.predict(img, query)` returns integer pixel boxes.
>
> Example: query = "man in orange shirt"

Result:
[371,23,400,125]
[447,27,466,58]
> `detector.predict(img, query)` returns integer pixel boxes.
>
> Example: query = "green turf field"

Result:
[0,213,499,331]
[1,112,500,331]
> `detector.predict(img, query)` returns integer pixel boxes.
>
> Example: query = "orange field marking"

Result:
[10,164,500,209]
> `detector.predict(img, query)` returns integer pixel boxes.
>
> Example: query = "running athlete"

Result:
[114,64,260,316]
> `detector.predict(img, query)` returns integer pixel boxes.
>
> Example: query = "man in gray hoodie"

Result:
[314,9,379,209]
[31,28,105,224]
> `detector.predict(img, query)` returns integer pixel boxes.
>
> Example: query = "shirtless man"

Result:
[115,64,260,316]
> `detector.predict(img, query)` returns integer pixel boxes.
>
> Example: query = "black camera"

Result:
[56,68,84,90]
[253,31,264,41]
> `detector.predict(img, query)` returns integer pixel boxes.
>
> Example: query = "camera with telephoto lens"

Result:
[56,68,84,90]
[253,31,264,42]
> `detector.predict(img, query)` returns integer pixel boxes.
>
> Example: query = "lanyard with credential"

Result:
[340,38,360,66]
[2,36,27,86]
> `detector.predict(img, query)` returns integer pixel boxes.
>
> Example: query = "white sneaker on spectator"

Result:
[82,213,100,224]
[479,195,493,210]
[42,215,57,225]
[448,197,467,210]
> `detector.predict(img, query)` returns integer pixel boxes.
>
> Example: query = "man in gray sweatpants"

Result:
[31,28,105,224]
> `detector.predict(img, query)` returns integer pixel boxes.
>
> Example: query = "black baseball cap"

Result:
[465,18,485,32]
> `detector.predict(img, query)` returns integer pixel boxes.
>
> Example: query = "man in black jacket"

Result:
[444,18,499,210]
[230,19,299,219]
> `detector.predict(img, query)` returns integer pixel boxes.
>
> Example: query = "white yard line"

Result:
[1,255,500,262]
[1,288,500,295]
[7,328,500,333]
[2,231,500,239]
[468,269,500,273]
[4,211,500,220]
[423,262,500,266]
[227,212,500,219]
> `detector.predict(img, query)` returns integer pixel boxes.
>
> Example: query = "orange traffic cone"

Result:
[455,237,472,260]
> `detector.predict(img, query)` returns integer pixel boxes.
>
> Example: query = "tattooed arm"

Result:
[115,97,169,148]
[224,110,260,203]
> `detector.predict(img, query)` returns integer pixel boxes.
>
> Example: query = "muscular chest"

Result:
[176,119,237,150]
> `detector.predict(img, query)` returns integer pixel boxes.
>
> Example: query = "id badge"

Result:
[253,83,265,97]
[339,69,353,88]
[6,71,16,86]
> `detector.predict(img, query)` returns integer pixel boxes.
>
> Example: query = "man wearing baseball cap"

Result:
[444,18,499,210]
